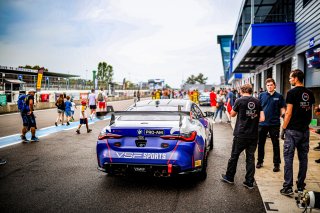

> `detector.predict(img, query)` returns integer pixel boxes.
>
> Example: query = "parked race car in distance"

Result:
[199,92,210,106]
[96,99,214,180]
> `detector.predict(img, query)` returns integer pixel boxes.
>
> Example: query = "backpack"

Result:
[17,94,30,112]
[98,92,104,101]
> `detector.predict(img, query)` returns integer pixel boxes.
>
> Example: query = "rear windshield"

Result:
[118,106,184,121]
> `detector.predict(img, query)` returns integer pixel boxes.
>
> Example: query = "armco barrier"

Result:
[0,95,148,114]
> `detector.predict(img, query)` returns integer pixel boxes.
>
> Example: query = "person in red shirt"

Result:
[210,87,217,116]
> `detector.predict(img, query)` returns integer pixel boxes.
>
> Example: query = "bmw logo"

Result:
[137,129,143,135]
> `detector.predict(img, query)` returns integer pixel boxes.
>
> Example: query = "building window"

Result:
[303,0,312,8]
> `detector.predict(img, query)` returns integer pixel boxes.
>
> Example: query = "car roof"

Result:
[129,99,193,111]
[200,92,210,95]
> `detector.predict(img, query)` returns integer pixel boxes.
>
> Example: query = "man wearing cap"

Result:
[20,89,39,142]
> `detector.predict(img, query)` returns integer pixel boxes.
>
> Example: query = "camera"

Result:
[296,190,320,211]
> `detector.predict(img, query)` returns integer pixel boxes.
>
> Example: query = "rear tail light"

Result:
[160,131,197,142]
[98,133,123,140]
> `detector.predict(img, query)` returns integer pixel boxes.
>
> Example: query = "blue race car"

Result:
[96,99,214,180]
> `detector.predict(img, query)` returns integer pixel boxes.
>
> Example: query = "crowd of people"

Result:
[220,69,318,196]
[7,69,319,198]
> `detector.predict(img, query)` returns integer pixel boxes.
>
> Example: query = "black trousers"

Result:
[226,137,257,184]
[257,125,281,166]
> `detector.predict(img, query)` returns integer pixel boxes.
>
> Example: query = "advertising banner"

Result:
[36,68,44,92]
[0,94,7,106]
[40,94,49,102]
[80,93,88,100]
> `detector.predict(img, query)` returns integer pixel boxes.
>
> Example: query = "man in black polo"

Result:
[221,84,265,189]
[256,78,286,172]
[280,69,315,196]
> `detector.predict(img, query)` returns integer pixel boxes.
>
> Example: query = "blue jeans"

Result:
[214,105,224,121]
[283,129,309,188]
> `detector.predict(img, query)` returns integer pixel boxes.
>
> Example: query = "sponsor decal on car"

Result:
[116,152,167,159]
[195,160,202,167]
[144,129,164,135]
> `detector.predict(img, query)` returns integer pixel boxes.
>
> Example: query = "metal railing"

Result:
[254,14,293,24]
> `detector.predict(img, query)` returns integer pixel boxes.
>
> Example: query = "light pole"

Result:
[85,69,88,89]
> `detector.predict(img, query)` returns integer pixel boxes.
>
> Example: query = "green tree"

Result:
[186,73,208,84]
[195,73,208,84]
[186,74,197,84]
[97,62,114,88]
[19,65,48,71]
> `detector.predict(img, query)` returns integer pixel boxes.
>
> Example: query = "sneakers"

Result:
[221,174,234,184]
[76,129,80,134]
[20,135,29,143]
[243,181,254,190]
[280,187,294,196]
[55,122,58,126]
[30,137,40,142]
[0,159,7,165]
[219,119,222,123]
[87,129,92,133]
[256,163,263,169]
[313,144,320,151]
[315,159,320,163]
[273,165,280,172]
[67,122,70,126]
[296,183,306,193]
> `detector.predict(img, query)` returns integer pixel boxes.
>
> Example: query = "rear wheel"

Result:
[209,129,214,150]
[197,149,208,181]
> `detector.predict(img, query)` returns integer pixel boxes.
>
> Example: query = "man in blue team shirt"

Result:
[256,78,286,172]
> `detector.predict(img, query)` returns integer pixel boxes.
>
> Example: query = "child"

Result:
[76,100,92,134]
[64,96,72,126]
[70,98,76,122]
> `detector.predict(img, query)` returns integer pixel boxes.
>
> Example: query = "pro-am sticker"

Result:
[116,152,166,159]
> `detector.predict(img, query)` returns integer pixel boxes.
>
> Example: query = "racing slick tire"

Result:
[196,148,208,181]
[209,129,214,151]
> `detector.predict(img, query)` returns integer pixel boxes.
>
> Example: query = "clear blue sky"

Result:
[0,0,242,88]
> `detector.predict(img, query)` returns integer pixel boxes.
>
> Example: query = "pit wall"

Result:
[0,89,149,114]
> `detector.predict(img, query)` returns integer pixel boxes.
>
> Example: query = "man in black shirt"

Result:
[221,84,265,189]
[280,69,315,196]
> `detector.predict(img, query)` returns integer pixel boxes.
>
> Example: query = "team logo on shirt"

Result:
[248,102,255,110]
[246,102,257,119]
[302,93,309,101]
[300,92,311,110]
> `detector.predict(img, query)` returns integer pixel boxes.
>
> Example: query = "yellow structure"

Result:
[155,90,161,99]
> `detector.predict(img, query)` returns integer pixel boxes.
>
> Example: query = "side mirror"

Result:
[107,105,114,112]
[205,111,214,117]
[96,105,115,119]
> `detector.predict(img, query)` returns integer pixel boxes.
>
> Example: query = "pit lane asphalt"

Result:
[0,103,266,213]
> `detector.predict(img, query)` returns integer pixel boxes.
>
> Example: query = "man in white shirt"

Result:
[88,89,97,119]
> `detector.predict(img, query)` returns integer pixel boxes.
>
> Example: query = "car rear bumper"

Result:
[98,163,201,177]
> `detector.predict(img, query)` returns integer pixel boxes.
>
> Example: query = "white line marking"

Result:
[0,134,20,140]
[0,141,22,149]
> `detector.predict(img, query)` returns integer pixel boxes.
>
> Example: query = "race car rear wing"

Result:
[96,109,190,127]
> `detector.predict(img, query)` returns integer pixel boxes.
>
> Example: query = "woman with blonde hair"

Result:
[55,94,65,126]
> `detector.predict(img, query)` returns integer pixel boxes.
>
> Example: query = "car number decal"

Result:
[144,129,164,135]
